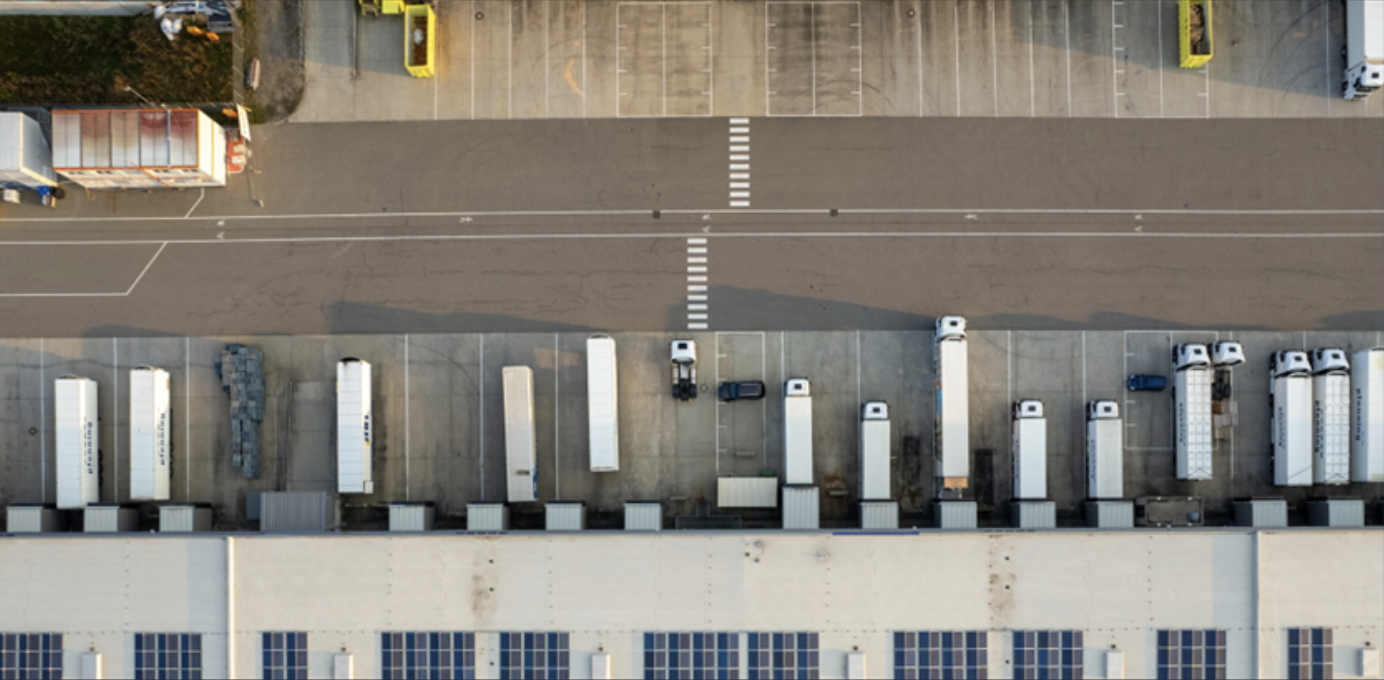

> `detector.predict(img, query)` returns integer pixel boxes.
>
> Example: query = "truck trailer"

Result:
[671,340,697,401]
[587,335,620,472]
[1310,348,1351,485]
[1344,0,1384,99]
[128,366,171,501]
[859,402,890,500]
[503,366,538,503]
[1353,347,1384,482]
[1270,351,1313,487]
[55,375,99,509]
[784,379,813,485]
[1173,344,1213,480]
[1087,400,1124,499]
[336,358,374,494]
[934,316,969,489]
[1012,400,1047,500]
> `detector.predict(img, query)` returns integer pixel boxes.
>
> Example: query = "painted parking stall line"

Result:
[687,237,708,329]
[766,1,863,117]
[729,118,751,207]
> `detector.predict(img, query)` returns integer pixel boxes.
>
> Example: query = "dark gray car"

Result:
[718,381,766,402]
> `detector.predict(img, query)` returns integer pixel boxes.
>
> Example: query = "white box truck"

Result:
[1012,400,1047,500]
[784,379,813,485]
[1344,0,1384,100]
[934,316,969,489]
[1087,400,1123,500]
[587,335,619,472]
[1352,347,1384,482]
[1270,351,1313,487]
[1173,344,1214,480]
[503,366,538,503]
[55,375,99,509]
[859,401,890,500]
[1310,348,1351,485]
[671,340,697,402]
[336,358,374,494]
[128,366,171,502]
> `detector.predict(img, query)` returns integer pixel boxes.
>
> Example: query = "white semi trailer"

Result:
[1012,400,1046,500]
[784,379,813,485]
[934,316,969,490]
[1310,349,1351,485]
[503,366,538,503]
[1344,0,1384,100]
[859,401,890,500]
[55,375,99,509]
[1353,347,1384,482]
[1087,400,1123,500]
[128,366,171,501]
[1173,344,1213,481]
[587,335,620,472]
[336,358,374,494]
[1270,351,1313,487]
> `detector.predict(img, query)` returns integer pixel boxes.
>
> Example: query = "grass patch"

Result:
[0,15,232,105]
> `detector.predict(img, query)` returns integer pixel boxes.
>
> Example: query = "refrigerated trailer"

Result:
[336,358,374,494]
[934,316,969,489]
[784,379,813,485]
[1172,344,1213,480]
[1353,347,1384,482]
[503,366,538,503]
[859,402,890,500]
[129,366,171,501]
[1087,400,1123,500]
[55,375,99,509]
[587,335,620,472]
[1310,349,1351,485]
[1012,400,1047,500]
[1271,351,1313,487]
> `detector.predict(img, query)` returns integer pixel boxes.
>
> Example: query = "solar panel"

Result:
[381,632,476,680]
[1286,628,1333,680]
[499,632,569,680]
[644,632,739,680]
[262,631,308,680]
[747,632,817,680]
[1156,629,1226,680]
[894,630,988,679]
[1012,630,1082,680]
[0,633,63,680]
[135,633,203,679]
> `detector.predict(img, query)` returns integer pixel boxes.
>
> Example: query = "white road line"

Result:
[688,256,708,263]
[688,303,708,311]
[687,237,707,244]
[509,0,514,119]
[688,285,708,292]
[688,247,708,254]
[729,163,750,171]
[688,294,708,301]
[554,332,560,499]
[730,136,750,143]
[689,323,708,330]
[730,145,750,152]
[917,0,924,116]
[688,275,708,282]
[583,1,587,119]
[954,0,961,117]
[1325,0,1332,112]
[1065,0,1072,116]
[730,154,750,161]
[1111,0,1119,117]
[730,118,750,125]
[185,335,190,499]
[688,266,708,273]
[662,3,667,117]
[114,338,119,502]
[184,189,205,219]
[991,0,998,117]
[1157,0,1164,118]
[764,3,772,115]
[546,0,550,119]
[123,242,168,295]
[730,191,751,199]
[1029,0,1035,117]
[729,201,751,207]
[811,3,817,115]
[688,313,708,320]
[404,333,410,500]
[471,6,476,119]
[730,126,750,133]
[39,338,44,503]
[729,173,750,180]
[478,334,484,499]
[730,182,751,189]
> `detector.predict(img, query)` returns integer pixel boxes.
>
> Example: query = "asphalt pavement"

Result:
[0,117,1379,336]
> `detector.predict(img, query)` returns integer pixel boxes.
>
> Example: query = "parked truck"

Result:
[1353,347,1384,482]
[129,366,171,502]
[336,358,374,495]
[671,340,697,401]
[784,379,813,485]
[934,316,969,489]
[860,401,890,500]
[1310,348,1351,485]
[503,366,538,503]
[1270,351,1313,487]
[587,335,620,472]
[55,375,99,510]
[1087,400,1123,500]
[1012,400,1047,500]
[1344,0,1384,100]
[1173,344,1213,480]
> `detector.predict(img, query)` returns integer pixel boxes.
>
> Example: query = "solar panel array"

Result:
[643,632,739,680]
[261,631,308,680]
[498,632,569,680]
[1286,628,1332,680]
[1156,630,1226,680]
[0,633,62,680]
[381,632,476,680]
[1012,631,1082,680]
[134,633,202,679]
[893,631,989,680]
[747,632,818,680]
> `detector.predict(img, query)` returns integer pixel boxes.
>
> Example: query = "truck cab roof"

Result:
[1309,348,1350,374]
[936,315,967,340]
[1014,400,1044,418]
[1210,342,1245,368]
[670,340,697,363]
[862,401,889,420]
[1172,344,1211,371]
[1270,351,1312,378]
[1088,400,1120,420]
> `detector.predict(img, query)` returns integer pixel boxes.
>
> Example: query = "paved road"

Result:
[0,118,1379,336]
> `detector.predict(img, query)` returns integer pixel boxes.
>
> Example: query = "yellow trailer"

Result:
[358,0,404,16]
[1179,0,1213,69]
[405,4,436,78]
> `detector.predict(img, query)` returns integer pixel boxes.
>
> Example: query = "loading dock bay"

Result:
[0,329,1380,529]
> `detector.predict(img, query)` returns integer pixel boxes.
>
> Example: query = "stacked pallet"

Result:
[216,344,265,479]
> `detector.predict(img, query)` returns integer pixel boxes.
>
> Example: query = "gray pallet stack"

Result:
[216,344,265,479]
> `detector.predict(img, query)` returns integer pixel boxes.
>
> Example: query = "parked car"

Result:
[1127,374,1169,392]
[717,381,766,402]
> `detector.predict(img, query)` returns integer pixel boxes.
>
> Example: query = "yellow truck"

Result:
[1179,0,1213,69]
[358,0,403,16]
[404,4,436,78]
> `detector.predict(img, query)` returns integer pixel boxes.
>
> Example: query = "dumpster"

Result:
[1179,0,1212,69]
[405,4,436,78]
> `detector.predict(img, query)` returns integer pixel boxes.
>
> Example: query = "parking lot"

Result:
[1,328,1380,530]
[293,0,1384,122]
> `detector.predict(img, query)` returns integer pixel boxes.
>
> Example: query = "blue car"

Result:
[1127,374,1169,392]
